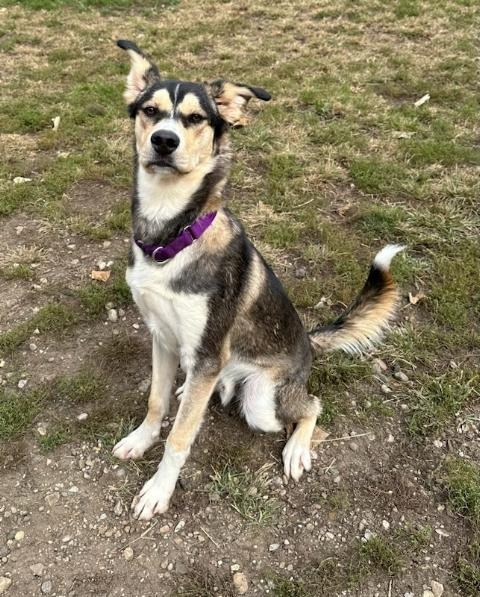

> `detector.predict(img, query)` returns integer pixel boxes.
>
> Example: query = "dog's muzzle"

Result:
[151,130,180,156]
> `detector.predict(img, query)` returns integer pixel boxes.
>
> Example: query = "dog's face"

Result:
[117,40,271,175]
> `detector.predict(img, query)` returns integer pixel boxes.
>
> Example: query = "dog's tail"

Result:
[309,245,405,355]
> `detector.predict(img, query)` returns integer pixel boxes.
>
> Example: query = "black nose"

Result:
[151,130,180,155]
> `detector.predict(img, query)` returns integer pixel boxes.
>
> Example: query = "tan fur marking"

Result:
[202,210,233,253]
[152,89,173,113]
[211,82,255,127]
[240,251,266,312]
[168,374,218,453]
[177,93,205,117]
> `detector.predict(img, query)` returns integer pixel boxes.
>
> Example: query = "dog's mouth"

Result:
[146,158,178,171]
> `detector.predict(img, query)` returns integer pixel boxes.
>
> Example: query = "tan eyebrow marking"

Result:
[177,92,205,116]
[151,89,173,112]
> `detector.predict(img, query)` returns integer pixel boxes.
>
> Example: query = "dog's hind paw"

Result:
[282,435,312,482]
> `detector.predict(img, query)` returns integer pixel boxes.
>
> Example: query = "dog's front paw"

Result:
[132,474,171,520]
[112,422,159,460]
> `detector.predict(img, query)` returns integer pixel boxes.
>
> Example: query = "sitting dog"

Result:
[112,40,404,521]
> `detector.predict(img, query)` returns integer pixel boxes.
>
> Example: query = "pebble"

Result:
[159,525,170,534]
[122,547,134,561]
[423,591,434,597]
[77,413,88,422]
[431,581,444,597]
[386,433,395,443]
[13,176,32,184]
[435,528,449,537]
[230,564,240,572]
[17,379,27,390]
[41,581,52,594]
[381,384,392,394]
[393,370,409,382]
[0,577,11,594]
[232,572,248,595]
[30,563,44,577]
[174,520,185,533]
[114,501,123,516]
[29,343,37,352]
[433,439,443,448]
[268,543,280,552]
[382,520,390,530]
[107,309,118,323]
[14,531,24,542]
[45,493,60,507]
[349,442,359,452]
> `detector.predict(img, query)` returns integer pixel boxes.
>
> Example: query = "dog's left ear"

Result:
[208,80,271,127]
[117,39,161,105]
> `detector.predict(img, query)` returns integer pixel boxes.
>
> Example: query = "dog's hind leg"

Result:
[113,336,178,460]
[277,384,321,482]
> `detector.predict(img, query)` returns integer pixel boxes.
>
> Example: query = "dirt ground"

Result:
[1,1,479,596]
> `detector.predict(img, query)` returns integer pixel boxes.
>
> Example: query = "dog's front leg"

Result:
[113,336,178,460]
[132,367,218,520]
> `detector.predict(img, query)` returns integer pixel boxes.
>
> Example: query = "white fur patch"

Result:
[373,244,405,271]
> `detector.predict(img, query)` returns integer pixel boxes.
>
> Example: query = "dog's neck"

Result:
[132,139,231,246]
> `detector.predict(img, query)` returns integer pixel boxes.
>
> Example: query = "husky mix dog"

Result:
[112,40,404,521]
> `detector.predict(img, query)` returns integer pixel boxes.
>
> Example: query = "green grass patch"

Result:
[349,158,412,196]
[402,139,480,167]
[408,369,477,437]
[0,386,45,441]
[439,458,480,525]
[77,273,131,316]
[0,264,33,280]
[0,303,77,356]
[455,540,480,596]
[39,426,71,452]
[209,463,278,524]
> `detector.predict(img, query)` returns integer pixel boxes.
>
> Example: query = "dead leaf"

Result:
[52,116,60,131]
[414,93,430,107]
[408,290,426,305]
[312,426,330,443]
[91,270,111,282]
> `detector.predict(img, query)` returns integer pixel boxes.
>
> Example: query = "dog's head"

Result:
[117,40,271,175]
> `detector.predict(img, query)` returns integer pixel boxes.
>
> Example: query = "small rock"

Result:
[77,413,88,422]
[431,580,444,597]
[268,543,280,552]
[13,176,32,184]
[393,370,409,382]
[123,547,134,561]
[433,439,443,448]
[382,520,390,530]
[114,501,123,516]
[14,531,24,542]
[294,266,307,279]
[349,442,359,452]
[30,563,44,577]
[381,384,392,395]
[232,572,248,595]
[138,379,150,393]
[29,343,37,352]
[230,564,240,572]
[174,520,185,533]
[423,591,434,597]
[41,581,52,594]
[159,525,170,534]
[37,423,47,436]
[0,577,11,594]
[386,433,395,443]
[17,379,27,390]
[435,528,450,537]
[45,493,60,507]
[103,241,111,248]
[107,309,118,323]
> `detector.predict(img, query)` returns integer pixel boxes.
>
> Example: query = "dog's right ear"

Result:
[116,40,161,105]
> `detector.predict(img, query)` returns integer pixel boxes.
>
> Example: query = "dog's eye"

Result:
[143,106,158,117]
[187,113,205,125]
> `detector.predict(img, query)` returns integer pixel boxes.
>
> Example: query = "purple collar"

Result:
[135,211,217,263]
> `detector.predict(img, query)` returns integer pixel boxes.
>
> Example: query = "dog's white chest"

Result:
[126,249,209,362]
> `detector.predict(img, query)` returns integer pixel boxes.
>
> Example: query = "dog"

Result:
[112,39,404,521]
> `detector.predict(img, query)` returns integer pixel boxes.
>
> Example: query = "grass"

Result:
[408,370,477,437]
[455,540,480,596]
[0,303,77,356]
[439,458,480,525]
[209,462,279,524]
[0,264,34,280]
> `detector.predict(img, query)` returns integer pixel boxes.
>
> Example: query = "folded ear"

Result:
[208,80,271,127]
[117,39,161,105]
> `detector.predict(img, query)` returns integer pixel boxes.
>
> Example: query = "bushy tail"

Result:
[309,245,405,355]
